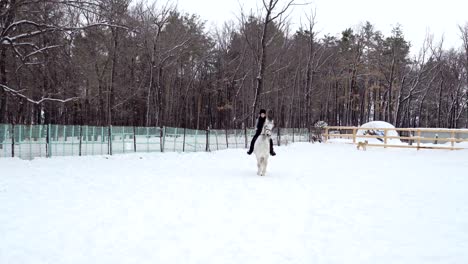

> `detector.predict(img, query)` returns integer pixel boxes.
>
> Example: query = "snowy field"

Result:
[1,142,468,264]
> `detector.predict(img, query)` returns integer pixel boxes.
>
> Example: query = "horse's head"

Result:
[262,119,274,137]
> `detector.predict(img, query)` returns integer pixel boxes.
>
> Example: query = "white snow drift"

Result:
[356,121,400,144]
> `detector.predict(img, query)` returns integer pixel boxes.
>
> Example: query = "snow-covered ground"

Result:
[1,143,468,264]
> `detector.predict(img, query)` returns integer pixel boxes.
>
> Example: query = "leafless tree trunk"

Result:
[140,2,173,126]
[0,47,7,123]
[460,24,468,127]
[250,0,296,119]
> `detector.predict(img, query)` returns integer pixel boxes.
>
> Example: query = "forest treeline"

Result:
[1,0,468,129]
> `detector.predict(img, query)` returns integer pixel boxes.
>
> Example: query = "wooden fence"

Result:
[323,126,468,150]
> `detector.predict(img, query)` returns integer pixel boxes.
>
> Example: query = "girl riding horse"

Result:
[247,109,276,156]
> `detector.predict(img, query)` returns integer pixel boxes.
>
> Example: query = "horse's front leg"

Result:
[261,158,268,176]
[257,158,262,175]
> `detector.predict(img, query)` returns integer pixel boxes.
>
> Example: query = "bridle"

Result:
[261,123,272,137]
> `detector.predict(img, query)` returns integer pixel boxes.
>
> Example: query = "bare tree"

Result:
[302,9,333,127]
[394,33,438,127]
[0,0,129,124]
[247,0,297,121]
[135,1,175,126]
[460,23,468,127]
[1,0,467,130]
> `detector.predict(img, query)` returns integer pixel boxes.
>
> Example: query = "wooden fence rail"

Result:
[323,126,468,150]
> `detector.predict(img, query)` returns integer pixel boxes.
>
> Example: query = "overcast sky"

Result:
[175,0,468,54]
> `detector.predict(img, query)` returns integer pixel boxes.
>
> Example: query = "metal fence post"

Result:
[47,124,51,157]
[11,123,15,158]
[215,130,219,150]
[38,125,43,157]
[244,123,248,148]
[0,124,3,152]
[108,125,112,155]
[163,126,167,152]
[159,126,163,152]
[183,127,186,152]
[89,126,92,155]
[278,127,281,146]
[160,126,166,152]
[146,127,150,153]
[17,125,22,158]
[194,129,198,152]
[54,125,58,155]
[79,125,82,156]
[72,125,77,155]
[173,127,178,151]
[122,127,126,154]
[234,129,239,148]
[133,126,137,152]
[28,125,32,160]
[0,124,5,156]
[225,129,229,148]
[206,126,210,152]
[101,126,104,154]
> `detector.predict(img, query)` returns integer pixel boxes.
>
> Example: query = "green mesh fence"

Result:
[3,125,48,159]
[0,124,311,159]
[80,126,108,156]
[278,128,306,145]
[166,127,184,152]
[184,128,204,152]
[49,125,81,157]
[0,124,9,157]
[134,126,162,153]
[110,126,136,155]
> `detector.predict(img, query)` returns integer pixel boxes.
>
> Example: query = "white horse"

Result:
[254,119,274,176]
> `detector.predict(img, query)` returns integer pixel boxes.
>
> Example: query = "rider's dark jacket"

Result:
[255,116,267,134]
